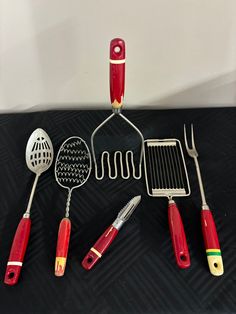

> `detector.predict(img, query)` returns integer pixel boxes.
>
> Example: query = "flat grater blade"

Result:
[144,138,191,269]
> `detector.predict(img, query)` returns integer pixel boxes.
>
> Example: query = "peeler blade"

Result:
[117,195,141,222]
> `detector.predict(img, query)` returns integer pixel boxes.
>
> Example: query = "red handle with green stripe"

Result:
[201,209,224,276]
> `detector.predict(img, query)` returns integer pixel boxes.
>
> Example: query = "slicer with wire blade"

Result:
[144,138,191,268]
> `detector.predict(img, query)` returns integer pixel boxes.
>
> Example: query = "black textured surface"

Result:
[0,108,235,314]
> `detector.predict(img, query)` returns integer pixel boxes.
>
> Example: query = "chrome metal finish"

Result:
[112,195,141,230]
[25,174,40,215]
[184,124,208,207]
[117,195,141,221]
[65,189,72,218]
[144,139,190,199]
[25,128,53,175]
[24,128,54,217]
[152,188,186,197]
[54,136,91,218]
[91,112,144,180]
[91,113,114,179]
[112,108,122,114]
[112,218,124,230]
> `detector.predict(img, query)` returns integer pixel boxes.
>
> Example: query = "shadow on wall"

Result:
[141,70,236,109]
[27,70,236,111]
[2,70,236,113]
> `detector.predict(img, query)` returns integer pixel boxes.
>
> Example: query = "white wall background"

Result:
[0,0,236,112]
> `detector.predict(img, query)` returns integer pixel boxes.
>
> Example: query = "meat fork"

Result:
[184,124,224,276]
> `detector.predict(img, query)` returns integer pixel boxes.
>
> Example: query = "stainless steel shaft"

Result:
[192,156,208,208]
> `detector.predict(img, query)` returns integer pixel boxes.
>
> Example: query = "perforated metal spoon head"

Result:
[25,128,54,175]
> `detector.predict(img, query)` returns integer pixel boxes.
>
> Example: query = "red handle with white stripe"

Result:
[82,225,119,270]
[110,38,125,110]
[4,217,31,285]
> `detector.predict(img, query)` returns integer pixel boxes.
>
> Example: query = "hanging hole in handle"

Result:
[180,254,187,261]
[214,262,218,268]
[8,272,15,279]
[87,257,93,264]
[114,46,121,53]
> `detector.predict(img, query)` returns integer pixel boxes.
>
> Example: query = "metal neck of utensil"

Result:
[91,113,115,168]
[193,156,208,207]
[24,173,41,218]
[112,108,122,114]
[112,195,141,230]
[65,189,73,218]
[112,217,124,230]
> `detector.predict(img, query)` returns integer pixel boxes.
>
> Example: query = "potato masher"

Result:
[91,38,144,180]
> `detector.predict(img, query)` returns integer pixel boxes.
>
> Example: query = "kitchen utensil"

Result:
[82,195,141,270]
[54,136,91,276]
[144,139,191,268]
[91,38,144,180]
[184,124,224,276]
[4,128,54,285]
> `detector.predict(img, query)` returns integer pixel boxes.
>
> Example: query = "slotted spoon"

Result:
[4,128,54,285]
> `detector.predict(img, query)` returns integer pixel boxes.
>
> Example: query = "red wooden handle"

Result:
[110,38,125,110]
[201,209,224,276]
[82,225,119,270]
[55,218,71,277]
[168,201,190,268]
[4,217,31,285]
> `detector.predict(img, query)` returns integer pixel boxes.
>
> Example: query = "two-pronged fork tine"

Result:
[184,124,198,158]
[184,124,224,276]
[184,124,207,206]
